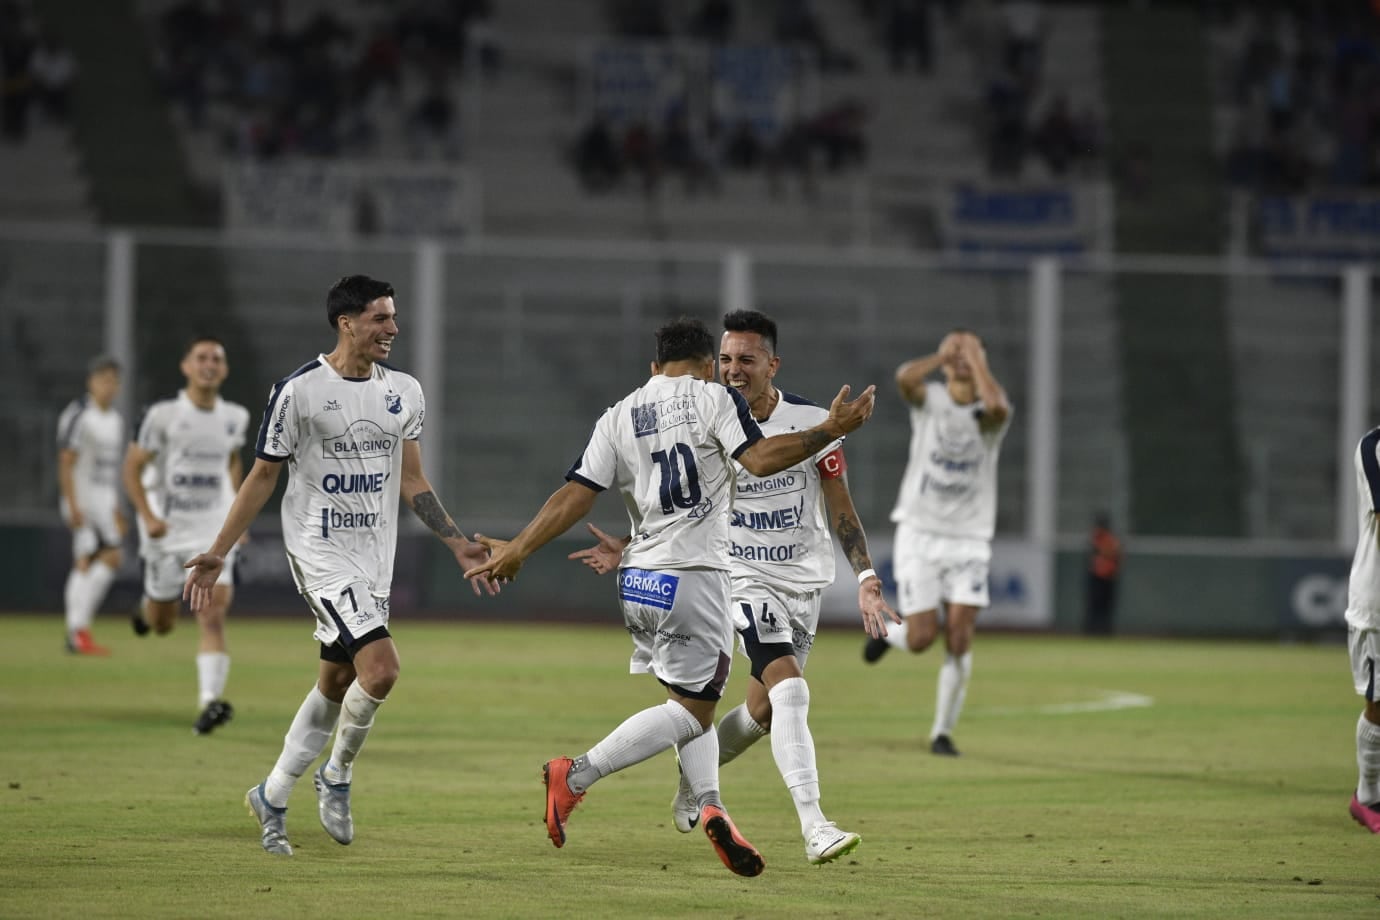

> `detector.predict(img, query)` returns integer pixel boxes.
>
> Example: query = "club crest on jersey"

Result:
[631,403,657,438]
[385,392,402,415]
[323,419,395,460]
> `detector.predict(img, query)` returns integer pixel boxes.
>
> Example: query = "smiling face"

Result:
[180,340,228,392]
[718,329,779,415]
[341,295,398,364]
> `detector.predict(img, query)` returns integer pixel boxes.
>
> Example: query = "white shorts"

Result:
[68,507,121,561]
[730,576,820,669]
[1349,626,1380,700]
[306,580,392,650]
[893,522,992,614]
[143,545,237,602]
[620,567,733,700]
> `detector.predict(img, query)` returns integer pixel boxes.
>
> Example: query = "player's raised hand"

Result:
[464,533,523,583]
[567,523,625,575]
[827,384,877,434]
[182,552,225,612]
[858,576,901,639]
[454,537,501,596]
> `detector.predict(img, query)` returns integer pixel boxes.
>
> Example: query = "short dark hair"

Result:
[327,275,395,330]
[723,309,778,354]
[655,316,715,365]
[87,354,120,376]
[182,335,225,357]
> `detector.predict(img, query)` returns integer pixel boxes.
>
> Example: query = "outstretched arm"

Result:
[400,439,499,597]
[466,480,600,582]
[737,383,876,478]
[184,457,281,610]
[895,351,945,407]
[821,474,900,638]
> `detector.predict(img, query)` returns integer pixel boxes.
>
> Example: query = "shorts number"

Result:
[650,443,702,514]
[742,602,777,629]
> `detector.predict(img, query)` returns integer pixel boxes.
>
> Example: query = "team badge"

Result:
[385,392,402,415]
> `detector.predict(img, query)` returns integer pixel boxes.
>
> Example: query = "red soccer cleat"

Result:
[542,757,584,848]
[701,804,765,877]
[1350,794,1380,833]
[66,629,110,656]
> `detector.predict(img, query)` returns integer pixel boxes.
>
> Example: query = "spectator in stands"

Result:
[1000,0,1045,86]
[407,79,461,161]
[775,0,854,72]
[884,0,934,75]
[662,109,719,196]
[574,114,622,192]
[1032,93,1079,175]
[0,10,34,142]
[30,31,75,123]
[622,119,661,194]
[984,63,1029,176]
[355,22,403,101]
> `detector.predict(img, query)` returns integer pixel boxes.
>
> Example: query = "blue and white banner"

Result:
[934,181,1112,257]
[1256,194,1380,261]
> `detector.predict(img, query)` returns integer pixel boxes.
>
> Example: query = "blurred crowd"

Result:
[1222,0,1380,191]
[0,1,77,143]
[152,0,501,161]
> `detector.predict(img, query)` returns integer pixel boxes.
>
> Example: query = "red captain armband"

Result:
[817,447,847,480]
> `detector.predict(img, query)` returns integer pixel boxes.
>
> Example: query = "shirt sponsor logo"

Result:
[323,419,395,460]
[618,567,679,610]
[319,507,381,537]
[730,499,804,532]
[633,394,698,439]
[271,394,291,448]
[323,399,342,412]
[929,451,979,474]
[919,472,971,499]
[321,472,386,494]
[172,473,221,488]
[736,472,804,497]
[730,543,796,562]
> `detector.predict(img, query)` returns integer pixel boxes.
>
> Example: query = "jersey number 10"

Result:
[651,444,701,514]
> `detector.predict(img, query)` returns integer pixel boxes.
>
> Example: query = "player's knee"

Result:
[906,630,937,653]
[746,699,773,728]
[358,665,399,699]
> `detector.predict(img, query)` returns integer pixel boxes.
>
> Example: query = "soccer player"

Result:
[57,355,125,656]
[123,336,250,735]
[1345,426,1380,833]
[463,316,876,877]
[183,275,498,857]
[570,309,899,865]
[863,329,1011,757]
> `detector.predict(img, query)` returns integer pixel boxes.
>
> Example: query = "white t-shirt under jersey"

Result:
[135,390,251,556]
[256,355,425,596]
[1346,427,1380,630]
[56,396,123,516]
[729,390,842,592]
[566,373,763,572]
[890,381,1012,541]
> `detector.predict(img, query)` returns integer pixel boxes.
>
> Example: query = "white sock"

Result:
[676,723,722,811]
[716,703,768,766]
[1358,713,1380,804]
[568,701,703,794]
[931,651,972,740]
[64,568,88,633]
[196,652,230,707]
[768,678,827,834]
[323,681,385,785]
[75,560,115,630]
[263,687,342,807]
[885,616,910,651]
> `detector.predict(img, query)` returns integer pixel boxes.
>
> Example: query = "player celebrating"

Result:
[1345,426,1380,833]
[123,336,250,735]
[571,309,898,865]
[57,355,125,656]
[183,275,498,856]
[863,329,1011,757]
[465,316,876,877]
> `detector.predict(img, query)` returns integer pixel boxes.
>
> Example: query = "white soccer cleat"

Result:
[671,762,698,833]
[313,766,354,845]
[804,821,861,865]
[245,783,292,856]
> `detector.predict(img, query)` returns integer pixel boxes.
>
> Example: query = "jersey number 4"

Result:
[651,444,701,514]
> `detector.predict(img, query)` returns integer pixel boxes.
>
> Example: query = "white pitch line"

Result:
[984,690,1155,716]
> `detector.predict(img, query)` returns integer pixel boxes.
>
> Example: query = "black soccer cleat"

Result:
[863,636,890,664]
[194,700,235,735]
[131,605,150,637]
[930,734,960,757]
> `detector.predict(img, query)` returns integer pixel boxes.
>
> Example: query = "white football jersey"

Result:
[256,356,424,596]
[56,396,123,515]
[135,391,251,555]
[567,374,763,572]
[890,381,1011,541]
[729,390,842,591]
[1346,427,1380,630]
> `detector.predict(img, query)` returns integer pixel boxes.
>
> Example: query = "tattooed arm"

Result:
[399,439,499,596]
[820,473,900,639]
[737,384,878,478]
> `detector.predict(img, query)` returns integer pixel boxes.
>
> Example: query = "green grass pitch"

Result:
[1,613,1376,918]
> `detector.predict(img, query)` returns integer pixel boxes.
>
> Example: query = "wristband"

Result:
[857,568,877,585]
